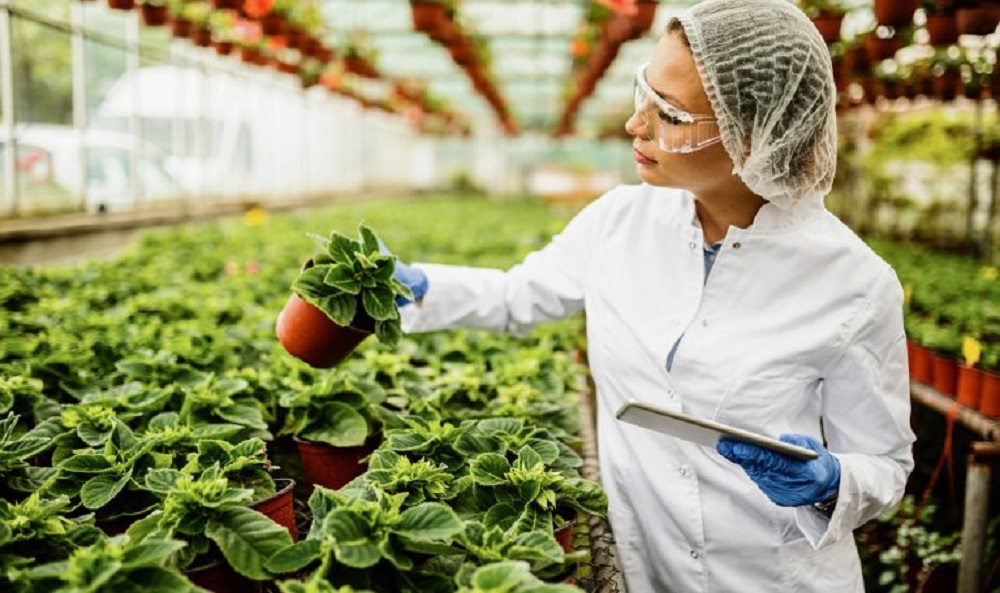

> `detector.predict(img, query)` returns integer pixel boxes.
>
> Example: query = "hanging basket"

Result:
[107,0,135,10]
[811,13,844,44]
[139,3,168,26]
[925,12,959,46]
[873,0,918,27]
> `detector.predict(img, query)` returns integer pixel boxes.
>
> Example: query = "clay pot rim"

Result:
[250,477,295,508]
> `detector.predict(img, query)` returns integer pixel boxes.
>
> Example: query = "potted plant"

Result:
[264,486,463,591]
[277,373,387,490]
[454,561,580,593]
[138,0,169,26]
[922,1,959,46]
[12,535,201,592]
[127,464,293,586]
[342,33,381,79]
[276,224,412,368]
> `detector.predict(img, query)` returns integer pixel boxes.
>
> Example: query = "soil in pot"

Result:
[250,478,297,541]
[294,437,378,491]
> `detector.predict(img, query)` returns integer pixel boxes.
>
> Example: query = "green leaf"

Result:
[77,423,113,447]
[144,468,182,493]
[483,503,518,531]
[58,453,114,473]
[379,535,413,571]
[3,436,49,460]
[299,402,368,447]
[319,293,359,327]
[265,539,323,574]
[81,470,132,509]
[324,510,381,568]
[358,225,380,254]
[361,287,396,322]
[471,454,511,486]
[394,503,463,541]
[471,561,532,590]
[374,319,402,346]
[478,418,524,437]
[326,232,361,262]
[324,264,362,295]
[122,539,187,568]
[510,531,564,563]
[525,440,560,465]
[217,402,267,430]
[148,412,180,431]
[206,506,293,580]
[117,566,201,592]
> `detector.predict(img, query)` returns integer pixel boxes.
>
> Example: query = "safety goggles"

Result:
[633,62,721,154]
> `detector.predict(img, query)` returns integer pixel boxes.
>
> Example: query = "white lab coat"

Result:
[401,184,915,592]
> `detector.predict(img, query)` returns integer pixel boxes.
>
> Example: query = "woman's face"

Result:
[626,32,734,192]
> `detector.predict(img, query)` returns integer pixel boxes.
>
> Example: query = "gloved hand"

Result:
[377,239,428,306]
[392,260,428,306]
[716,434,840,508]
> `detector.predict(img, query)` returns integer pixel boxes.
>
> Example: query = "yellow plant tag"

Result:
[962,337,981,368]
[902,284,912,306]
[981,266,998,280]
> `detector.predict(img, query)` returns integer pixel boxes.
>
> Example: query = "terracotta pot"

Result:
[933,71,961,101]
[107,0,135,10]
[925,12,959,46]
[139,3,168,26]
[909,342,934,384]
[631,0,658,37]
[276,293,373,368]
[259,12,285,36]
[185,560,262,593]
[250,478,297,541]
[553,509,577,554]
[874,0,918,27]
[411,2,445,35]
[170,17,192,39]
[930,354,958,397]
[955,365,983,409]
[812,13,844,43]
[956,7,995,36]
[213,41,233,56]
[211,0,241,9]
[190,26,212,48]
[979,371,1000,418]
[864,34,901,63]
[294,437,377,491]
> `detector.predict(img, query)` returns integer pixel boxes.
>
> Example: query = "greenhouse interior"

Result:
[0,0,999,592]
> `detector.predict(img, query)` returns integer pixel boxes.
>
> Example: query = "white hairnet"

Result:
[678,0,837,210]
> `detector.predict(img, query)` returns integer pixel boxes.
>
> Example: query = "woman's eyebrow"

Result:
[650,85,691,112]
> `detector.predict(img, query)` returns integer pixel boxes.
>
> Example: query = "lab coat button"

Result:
[690,550,700,559]
[701,319,709,327]
[733,241,742,249]
[679,467,688,476]
[689,241,697,249]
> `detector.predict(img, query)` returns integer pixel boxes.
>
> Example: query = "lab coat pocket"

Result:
[714,376,820,439]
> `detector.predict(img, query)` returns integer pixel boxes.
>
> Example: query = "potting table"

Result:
[911,381,1000,593]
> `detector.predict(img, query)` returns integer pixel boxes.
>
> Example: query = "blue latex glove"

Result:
[377,239,428,305]
[392,260,428,306]
[716,434,840,508]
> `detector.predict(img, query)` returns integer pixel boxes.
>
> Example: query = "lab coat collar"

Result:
[680,190,825,237]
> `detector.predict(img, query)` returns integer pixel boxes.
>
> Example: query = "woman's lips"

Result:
[634,149,657,165]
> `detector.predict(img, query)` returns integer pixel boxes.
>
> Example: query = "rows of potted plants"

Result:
[556,0,658,137]
[406,0,516,135]
[797,0,999,109]
[0,197,602,591]
[869,239,1000,418]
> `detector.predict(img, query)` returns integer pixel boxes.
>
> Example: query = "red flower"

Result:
[243,0,275,19]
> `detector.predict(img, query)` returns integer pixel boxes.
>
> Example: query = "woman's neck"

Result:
[693,186,767,245]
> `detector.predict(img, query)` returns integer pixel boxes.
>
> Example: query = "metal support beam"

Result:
[957,442,1000,593]
[0,0,17,216]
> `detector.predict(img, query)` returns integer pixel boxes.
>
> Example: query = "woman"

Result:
[392,0,915,590]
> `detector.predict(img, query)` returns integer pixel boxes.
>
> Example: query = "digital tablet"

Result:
[615,399,819,461]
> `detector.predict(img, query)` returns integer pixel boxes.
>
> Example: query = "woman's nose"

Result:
[624,110,643,138]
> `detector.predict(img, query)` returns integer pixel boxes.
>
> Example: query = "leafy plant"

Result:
[455,561,580,593]
[127,464,293,579]
[360,449,460,506]
[180,437,277,500]
[291,225,412,345]
[278,373,387,447]
[0,412,53,478]
[265,486,463,585]
[10,534,201,593]
[0,493,102,587]
[177,376,271,440]
[468,445,606,537]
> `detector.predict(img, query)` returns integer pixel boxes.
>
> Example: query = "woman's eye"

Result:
[657,111,683,125]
